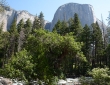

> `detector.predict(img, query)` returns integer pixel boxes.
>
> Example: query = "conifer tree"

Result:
[17,19,24,33]
[60,21,68,35]
[0,22,4,67]
[24,19,32,35]
[38,12,45,28]
[17,19,25,51]
[8,18,18,57]
[1,31,10,67]
[72,13,82,37]
[68,18,74,32]
[9,18,17,34]
[32,16,41,31]
[0,22,10,67]
[68,13,82,41]
[91,22,104,67]
[52,20,62,33]
[53,20,68,35]
[81,24,92,61]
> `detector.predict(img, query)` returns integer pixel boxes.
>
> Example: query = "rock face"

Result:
[0,7,41,31]
[96,18,107,35]
[0,3,106,32]
[0,7,35,31]
[16,10,35,25]
[50,3,97,31]
[0,7,16,31]
[0,77,12,85]
[45,22,51,30]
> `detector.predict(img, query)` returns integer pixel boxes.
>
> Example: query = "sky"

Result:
[6,0,110,25]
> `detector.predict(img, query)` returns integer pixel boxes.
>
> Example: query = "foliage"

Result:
[24,19,32,35]
[89,67,110,85]
[52,20,62,33]
[50,76,59,85]
[8,18,19,57]
[104,44,110,67]
[0,49,34,82]
[32,16,41,31]
[25,29,86,83]
[81,24,92,58]
[0,31,10,67]
[0,0,8,13]
[17,19,24,33]
[38,12,44,28]
[70,13,82,38]
[0,11,110,84]
[52,20,68,35]
[91,22,104,67]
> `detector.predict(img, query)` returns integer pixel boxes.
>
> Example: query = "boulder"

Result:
[0,78,12,85]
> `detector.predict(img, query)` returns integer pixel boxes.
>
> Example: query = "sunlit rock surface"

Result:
[50,3,104,31]
[0,4,106,33]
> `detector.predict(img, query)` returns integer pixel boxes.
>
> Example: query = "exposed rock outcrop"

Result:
[0,7,35,31]
[45,21,51,30]
[0,7,47,31]
[0,7,17,31]
[0,3,106,32]
[0,77,12,85]
[50,3,105,31]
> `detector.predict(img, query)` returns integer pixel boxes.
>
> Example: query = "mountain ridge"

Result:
[50,3,97,31]
[0,3,106,33]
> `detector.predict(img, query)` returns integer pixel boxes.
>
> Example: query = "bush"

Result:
[89,67,110,85]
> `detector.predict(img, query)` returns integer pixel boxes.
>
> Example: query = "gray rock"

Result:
[96,18,107,34]
[0,7,16,31]
[0,3,106,33]
[50,3,105,31]
[45,22,51,30]
[16,10,35,25]
[0,78,12,85]
[0,82,3,85]
[0,7,48,31]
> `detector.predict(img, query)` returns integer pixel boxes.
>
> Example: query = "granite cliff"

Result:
[50,3,106,31]
[0,3,106,33]
[0,7,36,31]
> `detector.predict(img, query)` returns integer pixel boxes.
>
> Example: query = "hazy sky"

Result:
[6,0,110,25]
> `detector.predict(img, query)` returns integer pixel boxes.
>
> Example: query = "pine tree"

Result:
[53,20,69,35]
[32,16,41,31]
[72,13,82,36]
[38,12,45,28]
[69,13,82,41]
[17,18,32,52]
[24,19,32,35]
[17,19,24,33]
[1,31,10,67]
[105,44,110,67]
[67,18,74,32]
[9,18,17,34]
[17,19,25,51]
[8,18,18,57]
[0,22,4,67]
[60,21,68,35]
[91,22,104,67]
[81,24,92,61]
[53,20,68,35]
[52,20,62,33]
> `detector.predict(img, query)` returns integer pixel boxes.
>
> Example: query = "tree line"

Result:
[0,11,110,84]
